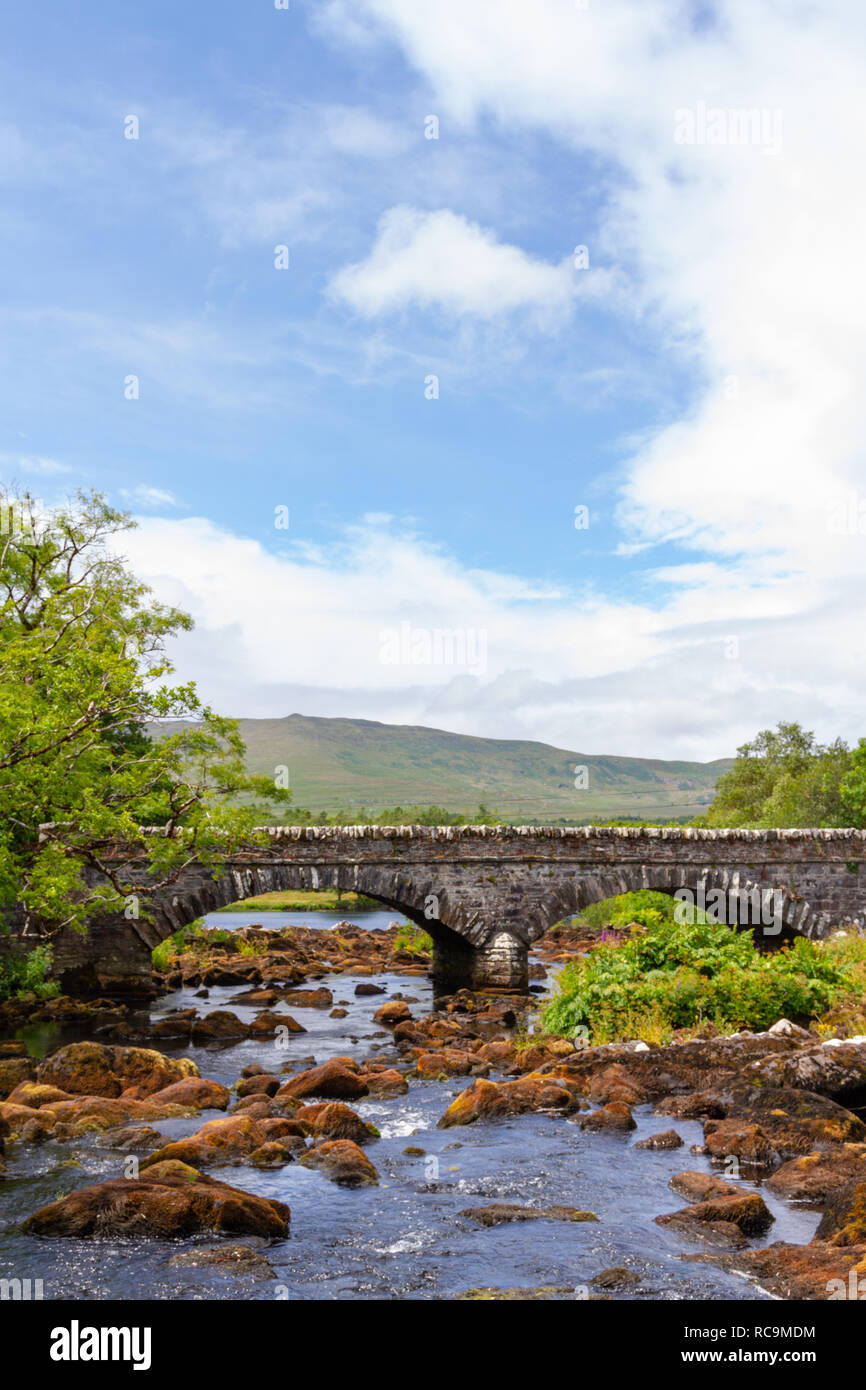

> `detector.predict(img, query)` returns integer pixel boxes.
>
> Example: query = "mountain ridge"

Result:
[151,713,732,824]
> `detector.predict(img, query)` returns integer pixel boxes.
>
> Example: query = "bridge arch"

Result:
[47,825,866,996]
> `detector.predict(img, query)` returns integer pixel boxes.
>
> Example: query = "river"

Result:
[0,911,822,1300]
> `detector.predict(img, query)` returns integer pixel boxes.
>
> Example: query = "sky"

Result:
[2,0,865,761]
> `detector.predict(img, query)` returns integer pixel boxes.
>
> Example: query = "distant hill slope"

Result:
[151,713,732,824]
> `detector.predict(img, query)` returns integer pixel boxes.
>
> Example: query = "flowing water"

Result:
[0,912,822,1301]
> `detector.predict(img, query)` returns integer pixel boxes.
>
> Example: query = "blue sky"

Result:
[2,1,865,759]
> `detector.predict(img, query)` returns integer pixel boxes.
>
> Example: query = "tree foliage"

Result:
[0,490,290,936]
[705,721,856,828]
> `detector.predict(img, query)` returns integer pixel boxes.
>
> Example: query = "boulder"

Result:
[191,1012,250,1043]
[146,1078,230,1111]
[657,1192,774,1238]
[37,1043,196,1098]
[236,1075,281,1099]
[816,1178,866,1247]
[359,1069,409,1098]
[297,1102,376,1145]
[767,1146,866,1202]
[373,1001,412,1026]
[299,1139,379,1187]
[635,1129,684,1150]
[578,1101,637,1132]
[669,1171,742,1203]
[281,988,333,1009]
[701,1119,780,1171]
[275,1060,369,1103]
[23,1162,290,1239]
[744,1042,866,1105]
[415,1049,477,1079]
[437,1075,577,1128]
[140,1115,268,1169]
[0,1058,35,1099]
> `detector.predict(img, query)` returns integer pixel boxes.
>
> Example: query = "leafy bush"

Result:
[0,941,59,1001]
[542,904,866,1043]
[394,923,433,956]
[151,918,209,971]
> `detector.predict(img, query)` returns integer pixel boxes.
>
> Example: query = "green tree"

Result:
[840,738,866,827]
[0,490,291,938]
[706,722,852,828]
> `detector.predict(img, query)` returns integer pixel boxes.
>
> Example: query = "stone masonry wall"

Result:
[46,826,866,995]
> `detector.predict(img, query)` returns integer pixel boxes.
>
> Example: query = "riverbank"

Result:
[213,891,381,913]
[0,918,864,1301]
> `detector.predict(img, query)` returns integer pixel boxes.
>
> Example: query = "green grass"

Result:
[215,889,380,913]
[149,713,731,824]
[542,891,866,1043]
[393,923,433,956]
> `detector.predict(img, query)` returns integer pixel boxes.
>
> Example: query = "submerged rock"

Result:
[459,1203,598,1227]
[166,1244,276,1278]
[456,1285,589,1300]
[590,1267,642,1290]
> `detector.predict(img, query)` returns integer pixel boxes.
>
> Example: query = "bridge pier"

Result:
[431,929,528,994]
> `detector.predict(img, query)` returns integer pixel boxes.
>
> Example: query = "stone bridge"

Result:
[50,825,866,997]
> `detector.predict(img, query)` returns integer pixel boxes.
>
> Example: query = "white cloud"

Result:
[311,0,866,737]
[330,205,588,322]
[119,512,866,761]
[120,486,178,509]
[0,452,72,477]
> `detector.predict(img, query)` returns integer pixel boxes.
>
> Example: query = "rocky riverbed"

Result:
[1,917,864,1301]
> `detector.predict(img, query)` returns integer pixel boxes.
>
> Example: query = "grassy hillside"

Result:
[151,713,731,824]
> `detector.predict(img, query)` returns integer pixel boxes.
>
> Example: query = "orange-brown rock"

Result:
[767,1146,866,1203]
[281,988,333,1009]
[437,1075,577,1128]
[657,1191,774,1238]
[140,1114,268,1168]
[702,1119,780,1170]
[359,1068,409,1098]
[414,1049,478,1079]
[6,1083,72,1109]
[635,1129,684,1150]
[274,1060,369,1103]
[0,1058,35,1099]
[578,1101,637,1132]
[37,1042,196,1098]
[669,1171,742,1203]
[22,1162,290,1238]
[374,1000,412,1026]
[139,1078,230,1111]
[298,1139,379,1187]
[297,1101,376,1144]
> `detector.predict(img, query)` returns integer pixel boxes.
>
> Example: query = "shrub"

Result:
[394,923,433,956]
[0,941,59,1001]
[542,905,866,1043]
